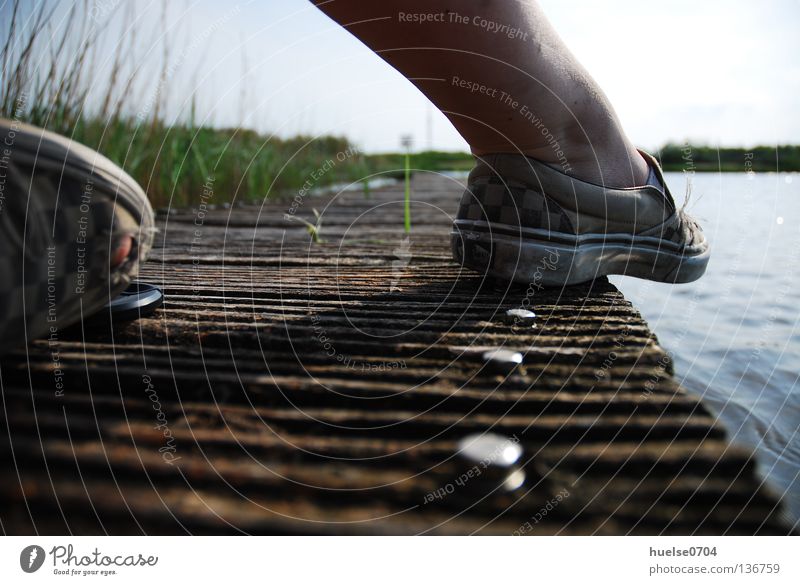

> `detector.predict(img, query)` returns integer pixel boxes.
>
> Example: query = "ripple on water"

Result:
[615,173,800,524]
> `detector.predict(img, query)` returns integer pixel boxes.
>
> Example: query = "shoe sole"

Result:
[452,220,710,286]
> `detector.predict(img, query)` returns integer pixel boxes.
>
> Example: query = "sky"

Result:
[80,0,800,152]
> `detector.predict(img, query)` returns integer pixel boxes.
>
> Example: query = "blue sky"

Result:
[91,0,800,152]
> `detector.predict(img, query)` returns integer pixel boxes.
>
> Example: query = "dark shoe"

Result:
[451,150,709,286]
[0,119,154,352]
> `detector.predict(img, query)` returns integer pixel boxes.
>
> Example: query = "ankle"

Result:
[470,103,649,188]
[472,143,649,188]
[554,144,650,188]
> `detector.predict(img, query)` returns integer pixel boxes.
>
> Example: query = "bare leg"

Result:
[313,0,649,188]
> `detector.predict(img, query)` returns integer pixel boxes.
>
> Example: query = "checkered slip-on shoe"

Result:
[451,150,709,286]
[0,119,154,353]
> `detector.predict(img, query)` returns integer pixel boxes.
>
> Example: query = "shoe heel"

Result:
[452,228,582,287]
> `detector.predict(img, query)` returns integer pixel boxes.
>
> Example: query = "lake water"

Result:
[611,172,800,527]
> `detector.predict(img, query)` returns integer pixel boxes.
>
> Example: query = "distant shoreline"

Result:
[367,145,800,174]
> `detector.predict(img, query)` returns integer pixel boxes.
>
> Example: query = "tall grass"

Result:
[0,0,372,208]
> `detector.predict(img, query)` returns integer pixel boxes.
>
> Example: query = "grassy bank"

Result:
[365,151,475,174]
[56,119,372,209]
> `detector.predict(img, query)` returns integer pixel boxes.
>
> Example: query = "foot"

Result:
[452,150,710,286]
[0,119,154,353]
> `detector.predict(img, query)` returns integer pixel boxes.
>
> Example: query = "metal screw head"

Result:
[504,308,536,325]
[458,433,522,468]
[457,433,526,492]
[481,348,523,373]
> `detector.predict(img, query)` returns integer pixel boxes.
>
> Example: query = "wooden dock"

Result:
[0,174,792,534]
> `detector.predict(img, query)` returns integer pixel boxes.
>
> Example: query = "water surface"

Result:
[612,171,800,527]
